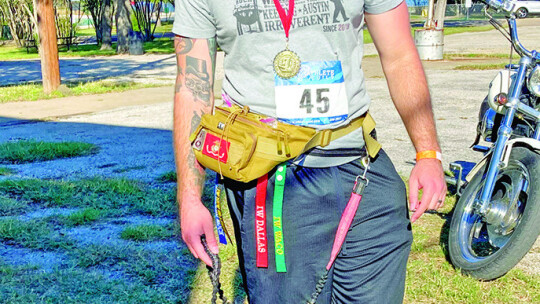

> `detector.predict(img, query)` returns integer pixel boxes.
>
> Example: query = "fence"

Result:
[408,4,505,21]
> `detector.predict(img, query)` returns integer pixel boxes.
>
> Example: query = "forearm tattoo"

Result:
[185,56,212,103]
[175,37,194,55]
[208,38,217,72]
[188,111,205,187]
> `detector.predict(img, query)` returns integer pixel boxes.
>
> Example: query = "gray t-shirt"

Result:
[173,0,402,167]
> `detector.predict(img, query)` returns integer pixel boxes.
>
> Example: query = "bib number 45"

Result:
[300,88,329,114]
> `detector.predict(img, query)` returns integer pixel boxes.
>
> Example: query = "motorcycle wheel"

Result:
[448,147,540,280]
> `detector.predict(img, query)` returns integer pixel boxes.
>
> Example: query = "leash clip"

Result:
[353,156,370,195]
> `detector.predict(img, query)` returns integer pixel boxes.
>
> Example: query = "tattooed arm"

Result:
[173,35,217,267]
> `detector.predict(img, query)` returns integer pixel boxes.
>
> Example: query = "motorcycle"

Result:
[446,0,540,280]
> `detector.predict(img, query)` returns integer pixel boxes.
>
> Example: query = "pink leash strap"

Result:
[325,175,368,270]
[326,192,362,270]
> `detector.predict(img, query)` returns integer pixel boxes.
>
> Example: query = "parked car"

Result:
[510,0,540,18]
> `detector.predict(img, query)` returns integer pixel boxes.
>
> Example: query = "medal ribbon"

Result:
[255,174,269,268]
[273,164,287,273]
[272,0,295,38]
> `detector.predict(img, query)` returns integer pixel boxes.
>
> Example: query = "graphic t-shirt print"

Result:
[233,0,351,35]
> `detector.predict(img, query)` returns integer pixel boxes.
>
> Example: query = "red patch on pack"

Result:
[202,133,230,163]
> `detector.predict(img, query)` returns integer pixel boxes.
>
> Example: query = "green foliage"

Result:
[143,38,174,53]
[80,0,104,41]
[444,53,520,60]
[156,171,177,183]
[0,194,28,216]
[0,263,190,303]
[120,224,176,241]
[0,141,99,164]
[62,208,102,226]
[0,218,75,250]
[0,178,177,216]
[454,63,507,70]
[0,167,14,176]
[0,80,161,103]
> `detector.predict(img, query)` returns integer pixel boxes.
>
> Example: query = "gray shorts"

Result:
[224,149,413,303]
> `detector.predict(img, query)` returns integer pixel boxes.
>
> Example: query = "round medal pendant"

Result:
[273,49,301,79]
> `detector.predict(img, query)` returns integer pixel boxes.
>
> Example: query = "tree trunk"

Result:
[115,0,131,54]
[2,3,22,47]
[100,0,112,50]
[434,0,447,29]
[36,0,60,93]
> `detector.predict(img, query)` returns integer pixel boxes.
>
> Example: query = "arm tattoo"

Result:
[190,110,201,134]
[175,66,183,93]
[187,111,205,186]
[185,56,212,104]
[175,37,195,54]
[208,37,217,73]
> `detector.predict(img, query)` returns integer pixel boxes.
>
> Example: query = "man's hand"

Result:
[180,201,219,267]
[408,158,447,222]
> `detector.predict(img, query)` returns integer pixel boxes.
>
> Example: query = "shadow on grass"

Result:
[0,55,174,87]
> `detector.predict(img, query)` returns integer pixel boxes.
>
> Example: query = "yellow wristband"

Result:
[416,150,442,162]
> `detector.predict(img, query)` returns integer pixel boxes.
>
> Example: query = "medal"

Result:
[272,0,300,79]
[273,48,301,79]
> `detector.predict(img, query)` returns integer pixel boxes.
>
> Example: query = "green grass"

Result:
[444,53,520,60]
[0,176,196,303]
[443,25,499,35]
[0,218,75,250]
[0,262,193,303]
[156,171,177,183]
[120,224,175,241]
[0,167,14,176]
[363,25,498,44]
[143,38,174,54]
[60,208,102,226]
[0,80,163,103]
[0,195,28,216]
[0,44,117,61]
[454,63,507,70]
[0,178,177,217]
[0,140,99,164]
[0,38,173,61]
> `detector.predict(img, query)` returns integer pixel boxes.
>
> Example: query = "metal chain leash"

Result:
[201,235,230,304]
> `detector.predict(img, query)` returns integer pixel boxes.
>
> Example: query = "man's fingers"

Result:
[437,192,446,208]
[186,242,198,259]
[411,188,434,223]
[408,178,419,211]
[427,190,441,210]
[192,238,213,267]
[203,224,219,255]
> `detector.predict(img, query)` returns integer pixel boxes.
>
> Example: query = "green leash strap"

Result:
[273,163,287,273]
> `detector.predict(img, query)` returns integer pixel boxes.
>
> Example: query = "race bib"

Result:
[274,61,349,126]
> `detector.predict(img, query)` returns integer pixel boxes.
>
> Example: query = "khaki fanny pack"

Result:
[189,105,381,183]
